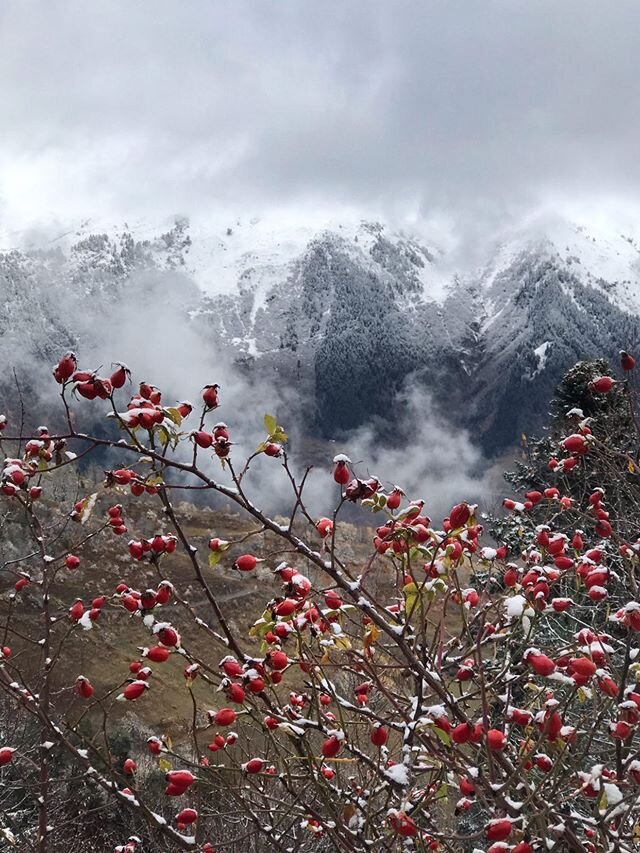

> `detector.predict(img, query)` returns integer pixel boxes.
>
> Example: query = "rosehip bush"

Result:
[0,351,639,851]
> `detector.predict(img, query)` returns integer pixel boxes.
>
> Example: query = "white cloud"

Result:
[1,1,640,239]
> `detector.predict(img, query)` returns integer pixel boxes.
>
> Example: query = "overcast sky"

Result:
[1,1,640,241]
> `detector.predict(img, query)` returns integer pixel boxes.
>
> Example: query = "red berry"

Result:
[591,375,614,393]
[75,676,94,699]
[156,625,179,647]
[214,708,237,726]
[227,683,245,704]
[486,819,512,842]
[110,364,130,389]
[128,541,144,560]
[156,582,173,605]
[121,594,140,613]
[176,807,198,825]
[123,680,148,701]
[274,598,297,617]
[202,385,219,409]
[460,777,476,796]
[321,735,342,758]
[595,518,612,538]
[525,650,556,676]
[486,729,507,751]
[151,535,167,553]
[562,434,587,454]
[269,650,289,671]
[332,455,351,485]
[0,748,15,765]
[145,646,170,663]
[69,600,84,621]
[315,518,333,538]
[247,676,265,693]
[324,591,343,610]
[221,657,243,678]
[451,723,473,743]
[192,431,213,448]
[621,350,636,371]
[386,487,403,510]
[234,554,258,572]
[370,725,388,746]
[165,769,195,794]
[388,811,417,838]
[147,737,162,754]
[449,502,471,529]
[54,352,77,383]
[569,657,596,678]
[534,753,553,772]
[76,381,98,400]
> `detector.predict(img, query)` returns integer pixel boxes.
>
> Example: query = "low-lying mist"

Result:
[2,261,500,525]
[80,270,494,522]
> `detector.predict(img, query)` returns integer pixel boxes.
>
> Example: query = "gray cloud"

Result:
[1,1,640,236]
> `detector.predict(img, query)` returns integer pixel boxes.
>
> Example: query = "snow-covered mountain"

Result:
[189,215,640,450]
[1,215,638,454]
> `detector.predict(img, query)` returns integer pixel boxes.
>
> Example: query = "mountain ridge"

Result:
[1,214,638,456]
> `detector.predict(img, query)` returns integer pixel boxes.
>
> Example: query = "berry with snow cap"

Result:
[0,747,15,765]
[332,454,351,485]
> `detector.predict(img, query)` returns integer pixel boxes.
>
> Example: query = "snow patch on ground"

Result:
[533,341,552,375]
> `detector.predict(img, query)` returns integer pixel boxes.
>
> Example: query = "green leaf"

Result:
[404,594,419,615]
[208,551,224,568]
[165,407,183,426]
[434,782,449,800]
[156,426,170,446]
[433,726,452,747]
[263,414,288,445]
[264,413,278,435]
[249,616,275,638]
